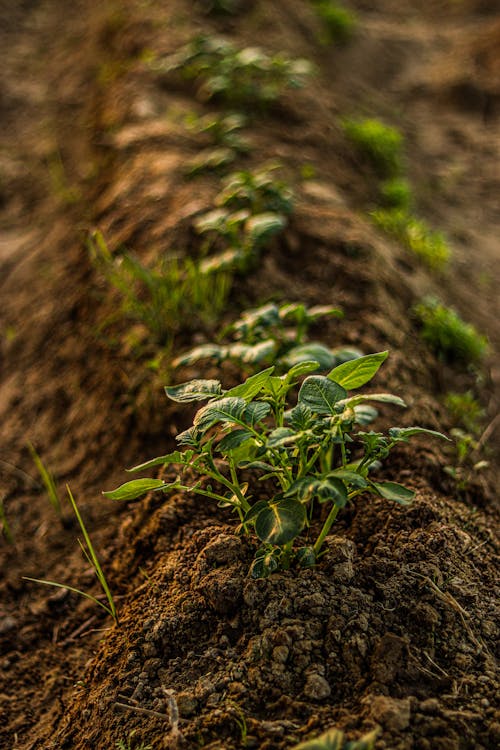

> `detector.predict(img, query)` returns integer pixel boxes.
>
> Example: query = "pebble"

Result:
[304,673,331,700]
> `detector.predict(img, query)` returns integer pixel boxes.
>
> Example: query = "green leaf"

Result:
[353,405,378,426]
[127,450,192,473]
[267,427,297,448]
[217,429,255,454]
[225,367,275,400]
[298,376,347,414]
[244,401,271,426]
[199,248,244,274]
[194,397,247,432]
[228,341,277,364]
[250,550,280,579]
[329,469,368,489]
[103,478,167,501]
[245,212,286,245]
[340,393,406,408]
[388,426,450,441]
[255,497,306,545]
[295,546,316,568]
[285,403,314,430]
[285,360,323,380]
[371,481,414,504]
[172,344,226,367]
[284,343,336,371]
[165,379,221,403]
[328,351,388,389]
[286,476,348,505]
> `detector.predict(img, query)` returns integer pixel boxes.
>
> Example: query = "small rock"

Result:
[369,695,412,732]
[0,616,16,635]
[420,698,440,715]
[304,673,331,701]
[176,692,198,717]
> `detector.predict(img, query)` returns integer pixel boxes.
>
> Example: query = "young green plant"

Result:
[173,300,362,373]
[155,35,312,108]
[28,441,62,517]
[105,352,447,578]
[0,497,14,544]
[24,486,118,624]
[413,297,488,365]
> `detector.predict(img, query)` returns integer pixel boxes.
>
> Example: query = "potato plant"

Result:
[105,353,446,577]
[173,300,363,372]
[156,35,312,107]
[194,165,293,274]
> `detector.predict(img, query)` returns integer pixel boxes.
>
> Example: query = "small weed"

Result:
[342,117,403,178]
[290,726,379,749]
[379,177,413,210]
[155,35,312,107]
[371,209,450,271]
[105,352,447,577]
[116,730,152,750]
[445,391,485,435]
[173,300,361,373]
[90,231,231,348]
[312,1,357,45]
[413,297,488,364]
[0,497,14,544]
[24,486,118,624]
[28,442,62,517]
[444,428,489,492]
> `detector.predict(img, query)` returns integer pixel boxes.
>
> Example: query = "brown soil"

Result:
[1,1,499,749]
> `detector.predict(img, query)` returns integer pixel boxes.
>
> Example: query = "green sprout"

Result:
[0,497,14,544]
[371,209,450,271]
[413,297,488,364]
[28,441,62,517]
[194,165,293,274]
[24,486,118,624]
[290,726,379,750]
[89,231,231,348]
[342,118,404,178]
[185,112,251,176]
[105,353,447,578]
[312,1,357,45]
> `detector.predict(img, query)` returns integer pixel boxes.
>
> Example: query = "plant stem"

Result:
[313,503,341,556]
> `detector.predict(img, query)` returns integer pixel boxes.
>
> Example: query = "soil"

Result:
[0,1,499,749]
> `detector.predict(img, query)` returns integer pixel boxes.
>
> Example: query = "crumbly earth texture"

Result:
[0,1,499,749]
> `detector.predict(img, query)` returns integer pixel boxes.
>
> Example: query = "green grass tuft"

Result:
[413,297,488,364]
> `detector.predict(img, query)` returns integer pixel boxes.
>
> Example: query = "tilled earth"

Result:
[1,1,499,749]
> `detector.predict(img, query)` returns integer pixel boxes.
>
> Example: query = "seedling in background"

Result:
[312,1,357,45]
[342,118,404,178]
[371,209,450,271]
[413,297,488,365]
[89,231,231,348]
[445,391,485,436]
[379,177,413,210]
[194,165,293,274]
[291,726,379,750]
[0,497,14,544]
[24,486,118,624]
[185,112,251,176]
[105,352,447,578]
[116,731,152,750]
[155,35,312,107]
[28,441,62,517]
[173,300,363,373]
